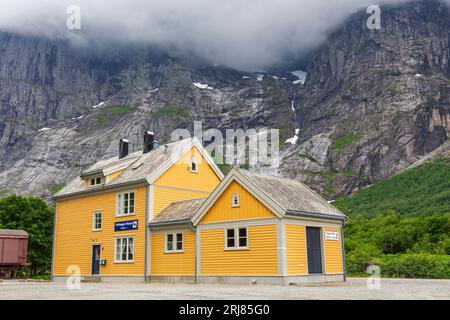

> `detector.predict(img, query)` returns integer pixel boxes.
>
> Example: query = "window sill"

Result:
[115,213,136,218]
[92,229,102,232]
[113,260,135,264]
[164,250,184,254]
[224,247,249,251]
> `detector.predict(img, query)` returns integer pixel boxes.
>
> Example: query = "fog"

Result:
[0,0,438,70]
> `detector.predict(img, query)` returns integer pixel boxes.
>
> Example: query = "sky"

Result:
[0,0,438,70]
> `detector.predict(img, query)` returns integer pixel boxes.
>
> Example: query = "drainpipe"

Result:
[192,222,197,284]
[51,202,57,282]
[341,222,347,282]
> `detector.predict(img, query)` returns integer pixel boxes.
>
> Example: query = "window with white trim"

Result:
[115,236,134,262]
[225,227,248,249]
[116,191,135,216]
[231,193,240,208]
[92,211,102,231]
[166,233,183,253]
[90,176,102,186]
[189,156,198,173]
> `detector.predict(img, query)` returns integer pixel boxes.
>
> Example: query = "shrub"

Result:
[379,254,450,279]
[0,195,54,275]
[347,254,450,279]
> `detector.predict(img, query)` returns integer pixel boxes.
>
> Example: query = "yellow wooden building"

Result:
[52,133,347,285]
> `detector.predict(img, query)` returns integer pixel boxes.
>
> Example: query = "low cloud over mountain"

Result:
[0,0,423,70]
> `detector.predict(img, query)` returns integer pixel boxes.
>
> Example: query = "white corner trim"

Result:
[277,219,287,276]
[149,184,154,221]
[196,227,201,277]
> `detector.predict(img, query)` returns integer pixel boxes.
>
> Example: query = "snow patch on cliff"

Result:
[193,82,214,90]
[290,70,307,84]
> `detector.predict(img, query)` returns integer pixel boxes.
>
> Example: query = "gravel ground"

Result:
[0,278,448,300]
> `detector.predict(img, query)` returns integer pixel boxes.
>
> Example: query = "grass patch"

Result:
[301,170,337,195]
[332,132,364,151]
[91,105,138,127]
[50,184,65,195]
[264,79,282,99]
[29,274,51,281]
[150,106,190,119]
[343,170,357,177]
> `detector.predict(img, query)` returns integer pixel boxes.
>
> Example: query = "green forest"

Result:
[335,158,450,278]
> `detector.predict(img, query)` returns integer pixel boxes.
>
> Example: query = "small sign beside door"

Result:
[324,231,339,241]
[115,219,138,232]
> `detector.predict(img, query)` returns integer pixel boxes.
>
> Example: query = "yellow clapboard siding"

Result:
[323,227,344,274]
[151,231,195,275]
[155,146,221,192]
[285,224,308,275]
[200,225,278,276]
[54,186,146,276]
[153,186,210,217]
[199,180,275,224]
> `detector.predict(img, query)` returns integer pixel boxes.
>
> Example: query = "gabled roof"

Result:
[54,137,224,199]
[192,168,347,225]
[238,170,345,218]
[149,198,207,226]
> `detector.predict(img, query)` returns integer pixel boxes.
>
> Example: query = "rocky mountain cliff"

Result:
[281,0,450,196]
[0,0,449,200]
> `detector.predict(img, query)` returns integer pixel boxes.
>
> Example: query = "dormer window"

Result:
[90,177,102,186]
[189,156,198,173]
[232,193,240,208]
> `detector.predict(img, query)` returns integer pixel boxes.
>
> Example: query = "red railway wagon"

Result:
[0,229,30,278]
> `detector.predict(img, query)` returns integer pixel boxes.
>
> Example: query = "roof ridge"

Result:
[237,168,297,183]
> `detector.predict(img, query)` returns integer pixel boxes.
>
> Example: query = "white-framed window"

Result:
[114,236,134,262]
[189,156,198,173]
[225,227,248,250]
[92,211,102,231]
[165,233,183,253]
[116,191,135,216]
[231,193,240,208]
[90,176,102,186]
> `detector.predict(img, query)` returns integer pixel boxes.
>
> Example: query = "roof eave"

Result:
[148,219,194,229]
[286,210,348,222]
[80,169,104,178]
[53,178,149,201]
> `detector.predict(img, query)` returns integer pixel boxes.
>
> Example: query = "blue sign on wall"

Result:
[114,220,138,232]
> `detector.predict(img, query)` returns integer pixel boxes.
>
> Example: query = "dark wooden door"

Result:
[91,245,101,275]
[306,227,323,274]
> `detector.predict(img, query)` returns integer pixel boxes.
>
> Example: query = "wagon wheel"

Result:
[11,265,18,278]
[0,267,12,279]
